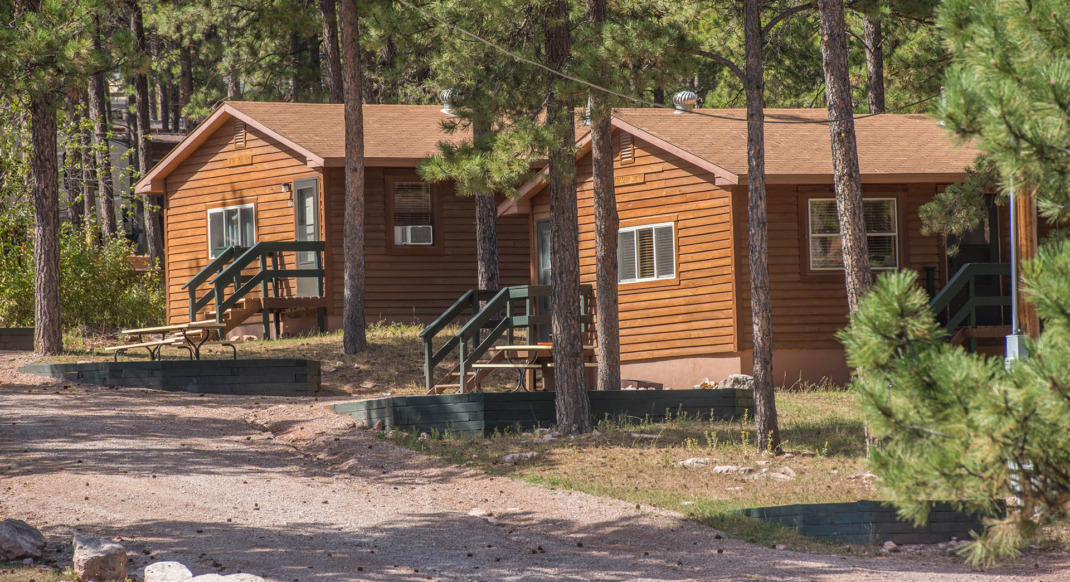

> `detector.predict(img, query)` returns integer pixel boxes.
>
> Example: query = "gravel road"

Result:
[1,353,1066,581]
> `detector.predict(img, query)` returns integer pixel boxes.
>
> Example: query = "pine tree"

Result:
[842,0,1070,563]
[340,0,367,354]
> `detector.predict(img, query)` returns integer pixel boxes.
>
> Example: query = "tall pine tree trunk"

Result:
[819,0,872,312]
[65,100,84,229]
[546,0,591,433]
[170,82,180,131]
[131,0,164,269]
[159,73,170,131]
[320,0,344,104]
[340,0,367,354]
[180,44,193,111]
[744,0,780,452]
[79,91,97,239]
[587,0,620,392]
[472,118,499,292]
[88,54,117,238]
[863,15,885,114]
[30,97,62,355]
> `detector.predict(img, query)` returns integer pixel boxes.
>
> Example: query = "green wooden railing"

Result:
[422,284,594,393]
[928,263,1011,345]
[183,241,326,327]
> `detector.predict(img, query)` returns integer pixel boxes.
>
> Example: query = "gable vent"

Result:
[234,120,247,149]
[619,132,634,165]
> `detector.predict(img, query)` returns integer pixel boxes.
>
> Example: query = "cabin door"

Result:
[294,178,320,297]
[535,220,551,342]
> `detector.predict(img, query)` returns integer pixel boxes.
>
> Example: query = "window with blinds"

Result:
[618,222,675,283]
[808,198,898,271]
[207,204,255,258]
[393,182,432,226]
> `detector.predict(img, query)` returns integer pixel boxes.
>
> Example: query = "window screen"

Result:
[808,198,898,271]
[393,182,432,226]
[207,204,255,258]
[618,223,675,283]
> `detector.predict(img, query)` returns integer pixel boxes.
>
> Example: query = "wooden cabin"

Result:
[499,108,984,388]
[134,102,530,338]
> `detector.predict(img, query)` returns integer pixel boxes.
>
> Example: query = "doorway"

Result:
[535,220,551,342]
[294,178,319,297]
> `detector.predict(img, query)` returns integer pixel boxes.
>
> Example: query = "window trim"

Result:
[383,171,445,256]
[206,202,256,259]
[618,221,677,285]
[804,195,901,274]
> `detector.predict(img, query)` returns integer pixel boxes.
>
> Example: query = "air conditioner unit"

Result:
[394,225,434,246]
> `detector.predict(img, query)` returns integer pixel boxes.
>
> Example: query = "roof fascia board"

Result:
[761,172,968,185]
[133,105,231,194]
[224,105,325,167]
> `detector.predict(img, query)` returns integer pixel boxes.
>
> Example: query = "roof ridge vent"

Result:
[673,90,698,114]
[440,89,457,117]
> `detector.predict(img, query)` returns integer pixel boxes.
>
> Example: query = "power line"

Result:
[395,0,939,125]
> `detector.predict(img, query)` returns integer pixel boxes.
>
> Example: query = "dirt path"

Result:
[1,353,1066,581]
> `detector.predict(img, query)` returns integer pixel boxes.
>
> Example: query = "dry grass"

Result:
[0,563,73,582]
[46,323,520,398]
[387,390,877,552]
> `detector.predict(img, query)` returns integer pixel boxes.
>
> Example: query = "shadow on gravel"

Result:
[37,513,1018,582]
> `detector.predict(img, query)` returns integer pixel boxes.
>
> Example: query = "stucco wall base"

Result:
[621,349,851,390]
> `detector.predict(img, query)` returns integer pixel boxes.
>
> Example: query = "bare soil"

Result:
[2,351,1068,581]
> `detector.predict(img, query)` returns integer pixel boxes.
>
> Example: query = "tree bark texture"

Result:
[863,15,885,114]
[320,0,344,104]
[744,0,780,453]
[88,63,117,238]
[340,0,368,354]
[159,74,170,131]
[179,44,193,108]
[170,83,180,131]
[818,0,872,313]
[472,119,499,292]
[546,0,591,433]
[587,0,620,392]
[79,91,97,238]
[30,97,63,355]
[131,0,164,270]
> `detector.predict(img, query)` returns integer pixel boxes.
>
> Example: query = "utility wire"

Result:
[395,0,939,125]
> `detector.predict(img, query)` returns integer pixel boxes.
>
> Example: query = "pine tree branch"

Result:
[761,2,816,40]
[694,50,744,83]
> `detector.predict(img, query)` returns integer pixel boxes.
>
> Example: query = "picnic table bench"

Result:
[107,321,236,362]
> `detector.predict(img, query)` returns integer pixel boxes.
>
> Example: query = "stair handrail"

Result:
[929,263,1011,331]
[184,241,326,324]
[421,288,499,392]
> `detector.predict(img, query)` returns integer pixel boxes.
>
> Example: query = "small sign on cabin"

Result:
[614,173,645,186]
[227,155,254,168]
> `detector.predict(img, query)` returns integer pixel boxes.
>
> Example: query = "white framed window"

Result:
[207,203,256,258]
[808,198,898,271]
[392,180,434,246]
[618,222,675,283]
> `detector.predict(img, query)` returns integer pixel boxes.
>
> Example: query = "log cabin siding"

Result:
[322,167,530,323]
[164,117,319,324]
[732,182,948,351]
[164,117,531,328]
[529,132,738,362]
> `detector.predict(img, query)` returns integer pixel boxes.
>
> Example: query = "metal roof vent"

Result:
[440,89,457,117]
[673,90,698,114]
[583,96,592,126]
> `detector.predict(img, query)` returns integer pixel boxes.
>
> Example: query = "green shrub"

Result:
[0,219,164,330]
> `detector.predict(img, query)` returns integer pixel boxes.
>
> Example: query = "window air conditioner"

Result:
[394,225,434,246]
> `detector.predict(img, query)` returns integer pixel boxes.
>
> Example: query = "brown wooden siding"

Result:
[733,182,948,351]
[164,117,319,324]
[322,167,530,323]
[164,117,531,327]
[528,133,738,363]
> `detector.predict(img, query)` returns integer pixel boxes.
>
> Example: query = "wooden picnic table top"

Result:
[121,321,226,335]
[495,344,596,351]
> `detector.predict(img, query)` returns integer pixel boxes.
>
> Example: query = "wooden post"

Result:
[1016,185,1039,338]
[260,254,270,339]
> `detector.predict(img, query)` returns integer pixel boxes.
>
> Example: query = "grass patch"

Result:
[385,390,879,552]
[0,563,74,582]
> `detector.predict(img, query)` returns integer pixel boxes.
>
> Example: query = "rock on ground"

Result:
[0,519,46,560]
[73,534,127,582]
[500,452,539,464]
[715,374,754,390]
[144,561,193,582]
[674,457,719,468]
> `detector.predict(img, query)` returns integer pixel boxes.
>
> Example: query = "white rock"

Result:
[418,432,430,441]
[712,465,740,474]
[674,457,719,468]
[714,374,754,390]
[73,535,127,582]
[189,575,229,582]
[775,544,787,550]
[630,433,659,440]
[779,466,797,478]
[0,519,46,560]
[500,452,539,464]
[766,472,795,481]
[883,540,899,552]
[468,508,492,517]
[755,460,771,467]
[221,575,265,581]
[144,561,194,582]
[359,380,378,389]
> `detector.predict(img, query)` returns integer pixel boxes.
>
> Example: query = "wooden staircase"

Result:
[422,285,596,394]
[183,242,327,338]
[929,263,1012,352]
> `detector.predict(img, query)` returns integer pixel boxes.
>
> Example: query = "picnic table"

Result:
[107,321,235,361]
